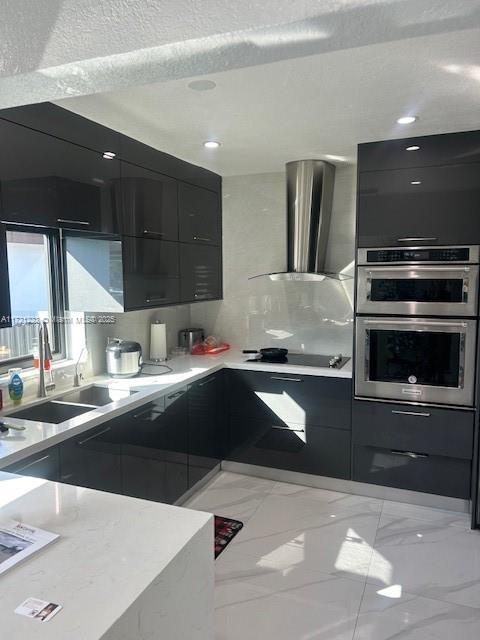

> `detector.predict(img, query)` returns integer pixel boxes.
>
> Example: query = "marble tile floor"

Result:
[185,471,480,640]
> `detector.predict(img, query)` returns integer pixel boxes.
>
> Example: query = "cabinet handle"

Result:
[270,376,303,382]
[15,454,51,473]
[167,390,185,399]
[77,426,112,445]
[271,425,305,433]
[390,449,429,459]
[57,218,91,226]
[193,235,211,242]
[396,237,438,243]
[392,410,431,417]
[143,230,164,237]
[198,377,215,387]
[146,296,169,303]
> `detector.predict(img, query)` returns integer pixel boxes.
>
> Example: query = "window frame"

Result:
[0,224,66,372]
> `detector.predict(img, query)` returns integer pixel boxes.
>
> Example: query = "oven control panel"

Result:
[358,245,479,265]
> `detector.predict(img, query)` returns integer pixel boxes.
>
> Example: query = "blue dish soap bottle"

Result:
[8,368,24,405]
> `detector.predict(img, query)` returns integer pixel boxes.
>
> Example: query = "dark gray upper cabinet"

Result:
[358,130,480,172]
[357,163,480,247]
[0,118,120,232]
[178,182,221,246]
[0,223,11,327]
[180,243,222,303]
[120,162,178,240]
[123,236,180,310]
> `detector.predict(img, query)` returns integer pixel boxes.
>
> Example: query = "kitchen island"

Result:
[0,471,213,639]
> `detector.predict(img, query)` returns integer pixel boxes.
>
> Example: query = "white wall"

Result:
[190,166,356,355]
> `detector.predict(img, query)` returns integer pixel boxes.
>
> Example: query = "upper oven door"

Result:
[356,265,479,316]
[355,316,477,406]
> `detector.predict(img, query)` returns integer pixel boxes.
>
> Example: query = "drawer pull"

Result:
[146,296,169,303]
[15,454,51,473]
[193,235,211,242]
[272,425,305,433]
[390,449,429,459]
[392,410,431,417]
[270,376,303,382]
[396,237,438,243]
[57,218,91,226]
[167,390,185,399]
[77,426,112,445]
[198,377,215,387]
[143,230,164,237]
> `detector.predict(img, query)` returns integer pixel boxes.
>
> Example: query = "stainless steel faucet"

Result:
[73,347,87,387]
[38,320,55,398]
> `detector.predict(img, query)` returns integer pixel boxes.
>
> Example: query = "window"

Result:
[0,227,65,367]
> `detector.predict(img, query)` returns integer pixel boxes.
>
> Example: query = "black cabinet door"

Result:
[178,182,220,246]
[121,391,189,504]
[358,131,480,171]
[0,119,120,232]
[120,162,178,240]
[180,243,222,303]
[357,163,480,247]
[123,236,180,310]
[0,223,11,327]
[188,372,224,488]
[226,370,352,430]
[227,416,351,479]
[59,423,122,493]
[3,446,60,481]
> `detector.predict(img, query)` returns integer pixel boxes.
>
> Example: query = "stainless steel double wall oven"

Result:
[355,245,479,407]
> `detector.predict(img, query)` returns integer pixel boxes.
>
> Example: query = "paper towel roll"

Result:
[150,322,167,361]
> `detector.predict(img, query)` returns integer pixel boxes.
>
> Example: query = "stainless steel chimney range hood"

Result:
[250,159,351,282]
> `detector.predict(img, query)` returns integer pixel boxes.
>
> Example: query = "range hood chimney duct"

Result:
[250,159,349,281]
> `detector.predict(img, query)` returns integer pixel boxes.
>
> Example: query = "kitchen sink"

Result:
[8,385,138,424]
[9,401,95,424]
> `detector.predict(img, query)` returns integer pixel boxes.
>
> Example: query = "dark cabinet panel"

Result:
[358,131,480,172]
[227,416,351,479]
[119,135,221,192]
[178,182,220,246]
[353,445,471,499]
[3,446,60,481]
[59,423,122,494]
[120,162,178,240]
[0,119,120,232]
[357,163,480,247]
[0,223,11,327]
[123,236,180,310]
[352,400,474,460]
[180,243,222,302]
[188,372,224,488]
[121,391,189,504]
[226,370,351,430]
[0,102,120,156]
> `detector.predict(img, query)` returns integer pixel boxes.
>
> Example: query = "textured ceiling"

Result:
[58,26,480,175]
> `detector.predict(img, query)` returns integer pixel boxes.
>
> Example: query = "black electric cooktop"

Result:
[245,353,350,369]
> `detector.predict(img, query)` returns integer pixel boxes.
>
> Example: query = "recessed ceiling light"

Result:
[410,180,422,185]
[102,151,116,159]
[397,116,418,125]
[188,80,216,91]
[204,141,221,149]
[406,145,420,151]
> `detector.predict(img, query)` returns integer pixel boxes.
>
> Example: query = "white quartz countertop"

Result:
[0,471,212,640]
[0,351,351,468]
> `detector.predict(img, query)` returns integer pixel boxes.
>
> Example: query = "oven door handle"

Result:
[363,319,468,328]
[365,266,471,273]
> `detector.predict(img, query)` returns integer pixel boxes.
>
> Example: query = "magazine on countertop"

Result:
[0,520,59,576]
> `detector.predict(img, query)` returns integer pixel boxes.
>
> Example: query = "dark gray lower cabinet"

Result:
[3,445,60,481]
[121,391,188,504]
[188,372,225,488]
[353,446,471,498]
[59,423,122,494]
[228,417,350,479]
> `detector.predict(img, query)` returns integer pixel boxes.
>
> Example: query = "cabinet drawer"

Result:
[4,446,60,481]
[353,445,471,499]
[352,401,474,460]
[227,370,351,429]
[227,417,350,479]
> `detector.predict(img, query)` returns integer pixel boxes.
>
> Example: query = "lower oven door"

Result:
[355,317,477,406]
